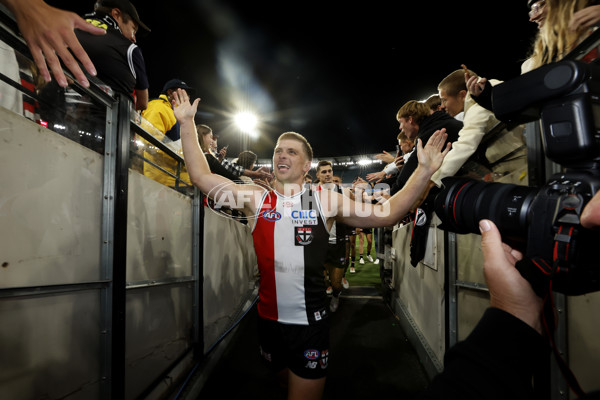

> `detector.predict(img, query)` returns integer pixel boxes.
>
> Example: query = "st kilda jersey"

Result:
[252,188,330,325]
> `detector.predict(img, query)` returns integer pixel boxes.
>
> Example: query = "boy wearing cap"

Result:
[142,79,195,141]
[139,79,195,188]
[76,0,150,110]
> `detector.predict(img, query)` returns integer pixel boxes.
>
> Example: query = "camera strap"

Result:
[553,225,575,268]
[524,224,579,295]
[524,251,586,398]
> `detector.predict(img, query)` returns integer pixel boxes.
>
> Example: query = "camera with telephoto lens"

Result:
[434,60,600,295]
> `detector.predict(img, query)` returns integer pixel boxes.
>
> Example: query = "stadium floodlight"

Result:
[234,111,258,134]
[234,111,259,151]
[357,159,374,166]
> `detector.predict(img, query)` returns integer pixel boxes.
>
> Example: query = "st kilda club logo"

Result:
[295,227,313,245]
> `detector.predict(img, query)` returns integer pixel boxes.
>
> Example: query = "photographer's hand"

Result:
[581,191,600,229]
[479,219,543,334]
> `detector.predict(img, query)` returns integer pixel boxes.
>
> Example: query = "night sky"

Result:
[50,1,538,159]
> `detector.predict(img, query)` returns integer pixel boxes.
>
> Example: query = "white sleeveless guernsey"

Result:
[252,188,330,325]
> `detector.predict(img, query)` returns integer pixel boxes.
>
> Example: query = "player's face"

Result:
[317,166,333,183]
[273,139,310,183]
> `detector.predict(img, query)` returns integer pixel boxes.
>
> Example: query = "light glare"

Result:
[234,111,258,133]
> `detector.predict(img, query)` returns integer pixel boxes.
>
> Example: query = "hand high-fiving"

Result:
[172,88,200,123]
[416,128,451,175]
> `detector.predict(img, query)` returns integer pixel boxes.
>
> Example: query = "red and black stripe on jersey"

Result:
[252,188,330,325]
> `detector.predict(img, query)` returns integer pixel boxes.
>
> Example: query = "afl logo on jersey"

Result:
[262,210,282,221]
[295,227,313,245]
[304,349,320,360]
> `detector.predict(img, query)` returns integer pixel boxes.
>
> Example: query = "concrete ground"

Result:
[194,285,430,400]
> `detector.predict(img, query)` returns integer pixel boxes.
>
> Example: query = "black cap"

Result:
[162,79,195,94]
[96,0,150,36]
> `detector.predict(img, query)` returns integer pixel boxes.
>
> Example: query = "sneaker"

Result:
[350,266,356,273]
[330,295,339,312]
[374,258,380,264]
[342,277,349,289]
[359,257,365,265]
[367,255,374,262]
[326,286,333,295]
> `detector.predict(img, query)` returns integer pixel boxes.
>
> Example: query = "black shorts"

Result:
[257,317,330,379]
[325,242,347,269]
[360,228,373,235]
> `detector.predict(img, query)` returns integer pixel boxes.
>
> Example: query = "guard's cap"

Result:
[96,0,151,36]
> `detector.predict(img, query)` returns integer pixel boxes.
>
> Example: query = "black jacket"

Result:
[76,11,149,102]
[390,111,463,195]
[415,308,550,400]
[416,307,600,400]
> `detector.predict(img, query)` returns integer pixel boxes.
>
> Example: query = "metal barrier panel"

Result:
[202,210,258,353]
[125,284,194,399]
[126,171,193,282]
[0,107,103,287]
[0,86,111,399]
[389,222,445,379]
[123,170,195,398]
[0,290,102,400]
[454,233,489,342]
[568,293,600,394]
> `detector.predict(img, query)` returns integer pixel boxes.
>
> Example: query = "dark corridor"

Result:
[193,286,430,400]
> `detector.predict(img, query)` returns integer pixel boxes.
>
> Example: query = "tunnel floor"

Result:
[195,285,430,400]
